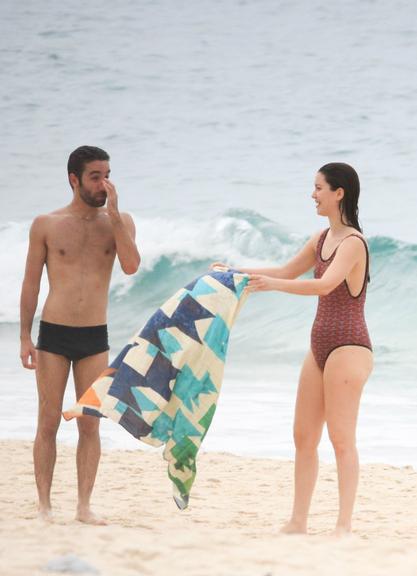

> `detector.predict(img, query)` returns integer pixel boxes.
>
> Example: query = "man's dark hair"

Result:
[67,145,110,184]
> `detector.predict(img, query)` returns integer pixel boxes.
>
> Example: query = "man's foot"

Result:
[38,506,53,523]
[76,507,107,525]
[280,520,307,534]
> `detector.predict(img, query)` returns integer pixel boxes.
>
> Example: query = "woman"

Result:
[213,162,373,535]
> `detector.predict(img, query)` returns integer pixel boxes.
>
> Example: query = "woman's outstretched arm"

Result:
[211,231,321,280]
[247,236,365,296]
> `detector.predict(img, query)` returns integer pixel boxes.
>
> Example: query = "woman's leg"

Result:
[324,346,373,534]
[281,350,325,533]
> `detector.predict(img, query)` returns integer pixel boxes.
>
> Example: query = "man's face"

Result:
[76,160,110,207]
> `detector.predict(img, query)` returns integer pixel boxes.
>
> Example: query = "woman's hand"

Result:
[246,274,278,292]
[210,261,231,271]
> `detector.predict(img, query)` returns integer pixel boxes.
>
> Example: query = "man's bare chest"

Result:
[46,217,116,264]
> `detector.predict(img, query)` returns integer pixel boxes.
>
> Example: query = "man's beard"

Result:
[79,186,106,207]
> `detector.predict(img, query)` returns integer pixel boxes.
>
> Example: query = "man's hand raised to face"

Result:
[103,179,120,222]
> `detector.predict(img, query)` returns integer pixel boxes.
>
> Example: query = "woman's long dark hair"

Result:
[319,162,370,282]
[318,162,362,233]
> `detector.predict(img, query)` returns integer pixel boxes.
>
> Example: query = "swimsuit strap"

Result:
[316,228,330,257]
[319,230,368,261]
[338,234,370,293]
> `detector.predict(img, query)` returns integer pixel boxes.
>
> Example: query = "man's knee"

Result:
[77,416,100,438]
[37,412,61,438]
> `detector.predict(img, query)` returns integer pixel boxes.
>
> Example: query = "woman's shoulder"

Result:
[339,230,369,256]
[345,226,366,238]
[343,228,368,246]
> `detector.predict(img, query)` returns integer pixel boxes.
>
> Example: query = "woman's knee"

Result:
[328,433,356,457]
[293,427,322,452]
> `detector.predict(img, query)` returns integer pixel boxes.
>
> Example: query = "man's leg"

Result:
[34,350,71,520]
[72,351,108,525]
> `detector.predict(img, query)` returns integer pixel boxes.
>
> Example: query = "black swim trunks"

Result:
[36,321,109,362]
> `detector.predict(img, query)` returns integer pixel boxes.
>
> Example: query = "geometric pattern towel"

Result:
[63,269,249,509]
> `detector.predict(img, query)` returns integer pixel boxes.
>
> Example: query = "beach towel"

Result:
[63,269,249,509]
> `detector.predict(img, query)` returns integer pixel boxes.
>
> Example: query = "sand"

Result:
[0,439,416,576]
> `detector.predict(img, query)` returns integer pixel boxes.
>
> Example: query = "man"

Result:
[20,145,140,523]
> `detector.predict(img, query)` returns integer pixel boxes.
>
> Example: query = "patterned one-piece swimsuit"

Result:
[310,228,372,371]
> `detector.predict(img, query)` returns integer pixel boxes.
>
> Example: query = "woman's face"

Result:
[312,171,342,217]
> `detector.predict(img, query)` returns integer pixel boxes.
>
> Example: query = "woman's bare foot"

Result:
[38,506,53,523]
[76,507,107,526]
[280,520,307,534]
[332,524,352,538]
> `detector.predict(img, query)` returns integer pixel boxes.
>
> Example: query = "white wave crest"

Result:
[0,210,299,322]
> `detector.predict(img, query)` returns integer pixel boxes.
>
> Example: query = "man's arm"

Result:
[104,180,140,275]
[20,216,47,369]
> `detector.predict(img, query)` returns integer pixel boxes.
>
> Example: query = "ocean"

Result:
[1,0,416,466]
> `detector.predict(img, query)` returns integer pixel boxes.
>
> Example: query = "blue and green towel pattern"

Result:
[63,269,248,509]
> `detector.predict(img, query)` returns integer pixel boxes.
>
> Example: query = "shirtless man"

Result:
[20,145,140,523]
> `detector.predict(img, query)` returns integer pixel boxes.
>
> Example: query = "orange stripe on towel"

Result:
[62,368,116,420]
[79,387,102,408]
